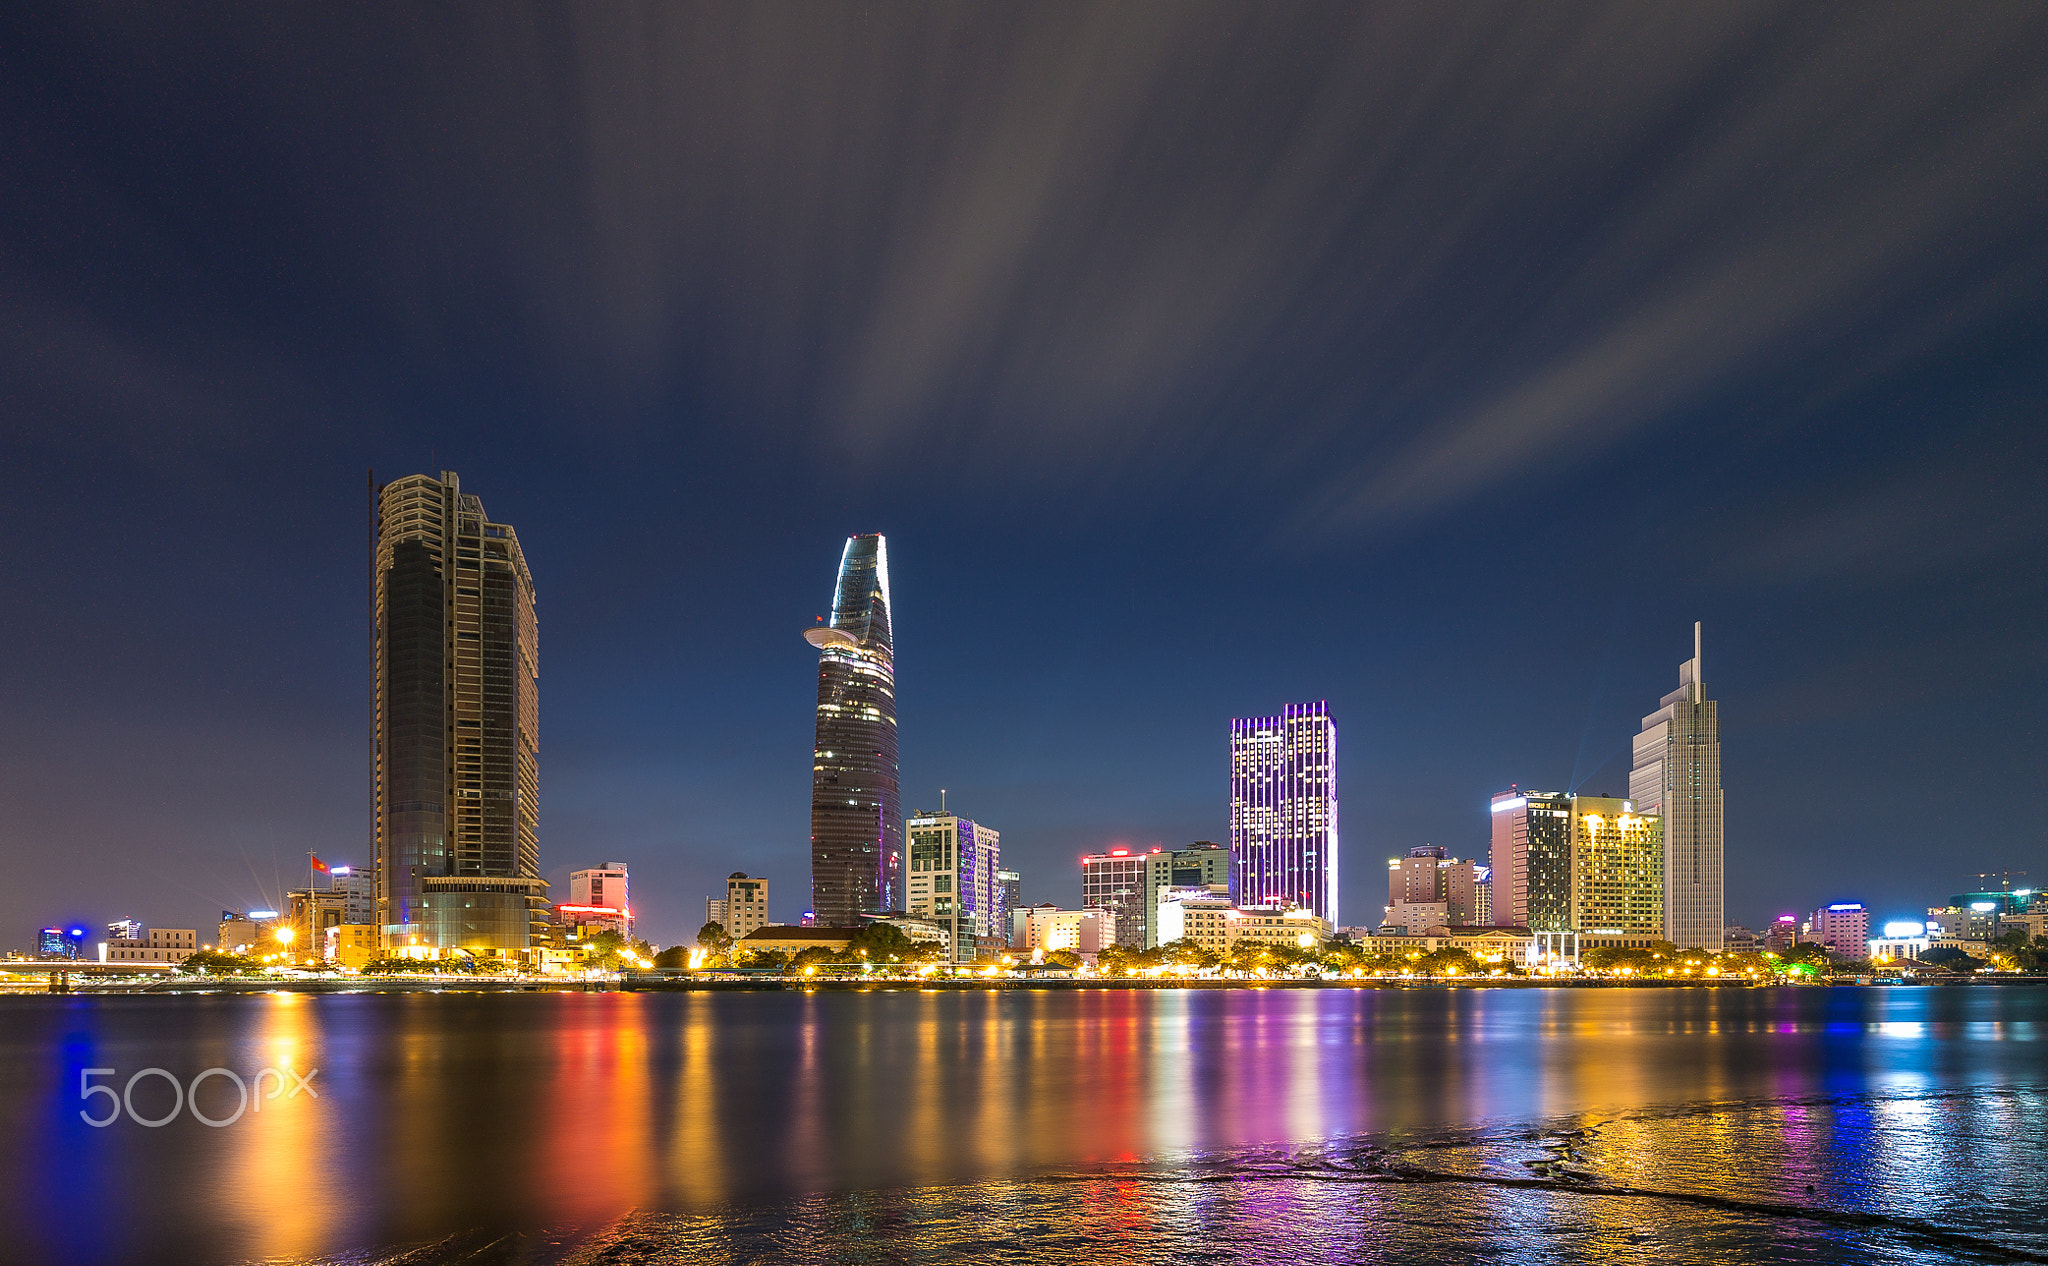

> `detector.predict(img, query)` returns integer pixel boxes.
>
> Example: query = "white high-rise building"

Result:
[1631,623,1724,950]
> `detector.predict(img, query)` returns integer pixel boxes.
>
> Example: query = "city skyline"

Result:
[2,7,2041,948]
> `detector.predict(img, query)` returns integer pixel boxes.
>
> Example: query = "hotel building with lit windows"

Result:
[907,811,1000,963]
[1492,789,1664,959]
[1631,623,1723,950]
[1229,702,1339,928]
[373,471,547,957]
[803,534,900,927]
[1567,795,1665,953]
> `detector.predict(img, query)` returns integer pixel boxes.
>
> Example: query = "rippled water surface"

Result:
[2,986,2044,1263]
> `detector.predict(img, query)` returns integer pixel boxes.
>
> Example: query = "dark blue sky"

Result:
[2,4,2044,947]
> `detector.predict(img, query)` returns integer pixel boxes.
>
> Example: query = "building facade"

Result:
[1225,905,1329,950]
[1385,846,1484,926]
[327,866,376,925]
[1489,789,1573,932]
[38,926,85,959]
[373,471,546,956]
[804,534,900,927]
[907,812,1000,963]
[721,873,770,938]
[1080,849,1148,947]
[1809,903,1869,955]
[995,869,1021,944]
[1230,702,1339,927]
[1568,796,1664,941]
[1157,894,1236,954]
[570,864,629,918]
[1380,901,1450,933]
[103,928,196,963]
[1011,906,1114,961]
[1631,623,1723,950]
[287,887,351,960]
[1763,915,1800,951]
[329,924,379,969]
[1141,843,1231,948]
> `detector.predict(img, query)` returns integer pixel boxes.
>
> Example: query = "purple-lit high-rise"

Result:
[1229,702,1339,927]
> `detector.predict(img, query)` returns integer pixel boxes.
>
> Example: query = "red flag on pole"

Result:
[311,855,329,875]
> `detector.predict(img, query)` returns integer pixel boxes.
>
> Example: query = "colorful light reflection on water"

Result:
[0,986,2042,1263]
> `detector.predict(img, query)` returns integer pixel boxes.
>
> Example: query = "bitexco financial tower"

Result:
[803,534,901,927]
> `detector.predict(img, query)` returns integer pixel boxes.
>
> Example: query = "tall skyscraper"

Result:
[373,471,546,955]
[803,534,900,926]
[1229,702,1340,927]
[1631,623,1724,950]
[907,811,999,962]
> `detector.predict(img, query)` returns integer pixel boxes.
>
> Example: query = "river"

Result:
[1,985,2042,1263]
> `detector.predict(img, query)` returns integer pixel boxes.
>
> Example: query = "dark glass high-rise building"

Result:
[374,471,547,955]
[803,534,900,927]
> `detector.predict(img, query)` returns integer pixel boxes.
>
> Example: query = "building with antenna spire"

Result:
[1631,622,1724,950]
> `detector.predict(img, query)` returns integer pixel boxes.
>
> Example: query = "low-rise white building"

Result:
[1012,906,1114,962]
[103,928,197,963]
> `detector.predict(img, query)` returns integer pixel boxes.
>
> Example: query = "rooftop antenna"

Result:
[1694,621,1703,686]
[940,788,947,814]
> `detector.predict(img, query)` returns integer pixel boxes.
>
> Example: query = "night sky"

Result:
[2,4,2044,948]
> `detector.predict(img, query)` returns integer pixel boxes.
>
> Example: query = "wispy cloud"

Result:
[4,3,2044,516]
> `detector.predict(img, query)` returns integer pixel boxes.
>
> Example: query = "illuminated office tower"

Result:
[1489,789,1572,931]
[373,471,546,955]
[907,811,999,962]
[803,534,900,926]
[1631,623,1724,950]
[1229,702,1339,927]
